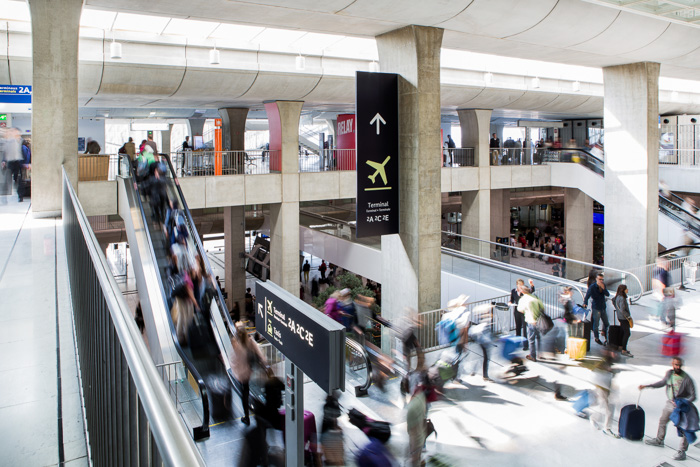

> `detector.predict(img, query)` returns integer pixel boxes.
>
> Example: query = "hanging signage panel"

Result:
[0,85,31,103]
[355,71,399,238]
[255,281,345,393]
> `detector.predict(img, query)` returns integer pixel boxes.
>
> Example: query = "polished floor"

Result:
[0,196,88,466]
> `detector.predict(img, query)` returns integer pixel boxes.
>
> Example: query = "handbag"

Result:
[425,418,437,439]
[628,318,634,328]
[536,312,553,335]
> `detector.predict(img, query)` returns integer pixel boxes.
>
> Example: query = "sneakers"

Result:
[555,393,568,401]
[526,355,537,362]
[603,429,621,439]
[644,438,664,446]
[674,450,687,461]
[621,350,634,357]
[595,338,604,346]
[483,377,493,383]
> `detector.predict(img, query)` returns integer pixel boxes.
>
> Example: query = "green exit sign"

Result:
[0,115,6,121]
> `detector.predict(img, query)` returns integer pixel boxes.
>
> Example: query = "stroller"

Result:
[500,335,528,379]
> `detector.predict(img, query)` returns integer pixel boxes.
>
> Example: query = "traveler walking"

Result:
[302,260,311,283]
[613,285,634,357]
[584,273,610,346]
[640,357,697,461]
[517,286,543,361]
[509,278,535,350]
[230,321,267,425]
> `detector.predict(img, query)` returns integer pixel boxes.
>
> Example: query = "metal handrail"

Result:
[119,155,211,439]
[62,168,204,466]
[442,231,644,303]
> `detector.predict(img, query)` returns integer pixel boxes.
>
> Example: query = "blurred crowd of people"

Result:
[0,127,31,202]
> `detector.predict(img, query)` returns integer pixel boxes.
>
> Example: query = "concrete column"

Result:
[565,188,593,280]
[224,206,246,312]
[29,0,82,214]
[219,108,248,151]
[458,109,492,167]
[461,190,489,257]
[603,62,660,269]
[377,25,443,317]
[266,101,303,294]
[188,118,206,137]
[490,189,511,241]
[160,124,172,155]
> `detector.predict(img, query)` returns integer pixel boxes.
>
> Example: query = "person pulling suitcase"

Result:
[639,357,697,461]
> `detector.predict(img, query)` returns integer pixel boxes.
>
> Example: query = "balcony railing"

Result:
[62,167,204,466]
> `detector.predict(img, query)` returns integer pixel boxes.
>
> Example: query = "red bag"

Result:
[661,331,683,357]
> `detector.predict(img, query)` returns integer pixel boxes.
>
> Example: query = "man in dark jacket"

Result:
[640,357,696,461]
[584,273,610,346]
[509,278,534,350]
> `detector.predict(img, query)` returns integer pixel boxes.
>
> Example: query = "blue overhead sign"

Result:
[0,85,32,104]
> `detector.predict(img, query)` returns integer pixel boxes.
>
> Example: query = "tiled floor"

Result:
[0,196,88,467]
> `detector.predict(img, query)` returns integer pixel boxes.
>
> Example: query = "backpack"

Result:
[436,308,468,345]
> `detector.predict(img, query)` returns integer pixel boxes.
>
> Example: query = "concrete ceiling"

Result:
[83,0,700,80]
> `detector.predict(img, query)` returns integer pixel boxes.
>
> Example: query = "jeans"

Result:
[527,323,540,359]
[591,306,609,340]
[657,400,689,452]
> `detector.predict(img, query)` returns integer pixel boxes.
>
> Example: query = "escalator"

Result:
[117,155,261,462]
[544,147,700,249]
[117,155,372,463]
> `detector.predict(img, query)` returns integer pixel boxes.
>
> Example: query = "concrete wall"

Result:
[78,119,106,152]
[660,167,700,195]
[86,163,609,214]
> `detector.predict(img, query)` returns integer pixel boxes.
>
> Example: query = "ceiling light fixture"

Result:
[484,72,493,84]
[295,53,306,71]
[531,77,540,89]
[369,61,380,73]
[109,30,122,59]
[572,80,581,92]
[209,42,220,65]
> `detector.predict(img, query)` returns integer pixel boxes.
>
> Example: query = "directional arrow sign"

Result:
[369,113,386,135]
[356,71,399,238]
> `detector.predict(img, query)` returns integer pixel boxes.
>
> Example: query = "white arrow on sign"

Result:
[369,113,386,135]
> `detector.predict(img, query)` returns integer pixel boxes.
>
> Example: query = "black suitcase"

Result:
[206,374,232,422]
[608,306,623,348]
[608,325,623,348]
[569,321,592,351]
[619,392,645,440]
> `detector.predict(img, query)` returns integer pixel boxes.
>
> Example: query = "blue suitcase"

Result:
[618,392,645,440]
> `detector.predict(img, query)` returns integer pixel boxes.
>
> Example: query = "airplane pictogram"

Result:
[367,156,390,185]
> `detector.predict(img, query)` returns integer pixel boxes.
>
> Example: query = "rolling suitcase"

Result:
[618,391,645,440]
[661,331,683,356]
[566,337,587,360]
[608,311,623,349]
[568,320,591,351]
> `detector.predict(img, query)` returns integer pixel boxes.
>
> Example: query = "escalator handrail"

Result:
[157,155,269,408]
[441,245,588,300]
[345,337,372,394]
[660,193,700,225]
[160,154,238,336]
[659,202,700,237]
[118,155,211,438]
[659,243,700,257]
[442,231,644,302]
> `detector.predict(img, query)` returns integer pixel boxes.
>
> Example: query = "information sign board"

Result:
[255,281,345,393]
[355,71,399,237]
[0,85,31,103]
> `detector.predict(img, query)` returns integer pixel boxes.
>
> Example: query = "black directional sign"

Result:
[255,281,345,393]
[356,71,399,238]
